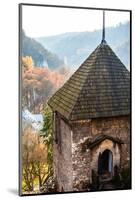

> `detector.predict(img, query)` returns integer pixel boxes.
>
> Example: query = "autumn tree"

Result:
[22,56,33,71]
[22,56,71,113]
[22,128,48,192]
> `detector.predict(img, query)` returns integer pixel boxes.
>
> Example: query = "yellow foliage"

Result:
[22,56,34,70]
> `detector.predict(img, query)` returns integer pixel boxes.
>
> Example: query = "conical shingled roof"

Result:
[48,42,130,121]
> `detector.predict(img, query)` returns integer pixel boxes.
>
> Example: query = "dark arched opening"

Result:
[98,149,113,175]
[61,186,64,192]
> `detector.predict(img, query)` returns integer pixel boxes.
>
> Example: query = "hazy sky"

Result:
[22,5,130,37]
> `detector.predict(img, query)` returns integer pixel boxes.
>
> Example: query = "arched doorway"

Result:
[98,149,113,176]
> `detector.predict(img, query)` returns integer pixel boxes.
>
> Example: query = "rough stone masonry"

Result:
[48,30,130,192]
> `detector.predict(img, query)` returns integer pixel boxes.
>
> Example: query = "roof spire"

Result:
[101,10,106,44]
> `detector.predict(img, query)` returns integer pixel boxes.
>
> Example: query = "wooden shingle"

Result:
[48,42,130,121]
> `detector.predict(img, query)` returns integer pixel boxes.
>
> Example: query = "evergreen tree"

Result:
[40,105,53,180]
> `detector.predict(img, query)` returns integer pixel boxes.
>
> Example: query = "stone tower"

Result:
[48,11,130,192]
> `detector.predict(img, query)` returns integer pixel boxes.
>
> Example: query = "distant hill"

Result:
[22,30,64,69]
[36,22,130,70]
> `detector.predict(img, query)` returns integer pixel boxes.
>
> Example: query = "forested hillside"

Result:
[36,22,130,69]
[22,30,64,69]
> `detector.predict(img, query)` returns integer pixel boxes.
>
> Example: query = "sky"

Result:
[22,5,130,38]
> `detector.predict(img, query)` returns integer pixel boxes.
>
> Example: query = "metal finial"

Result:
[101,10,106,44]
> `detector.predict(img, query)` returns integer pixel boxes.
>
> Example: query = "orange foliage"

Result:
[23,65,69,90]
[22,57,70,112]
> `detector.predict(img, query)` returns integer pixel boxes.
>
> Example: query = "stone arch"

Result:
[90,139,121,180]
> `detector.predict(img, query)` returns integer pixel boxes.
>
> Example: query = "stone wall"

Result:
[71,121,92,191]
[53,113,73,192]
[91,116,130,168]
[53,115,130,192]
[71,115,130,190]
